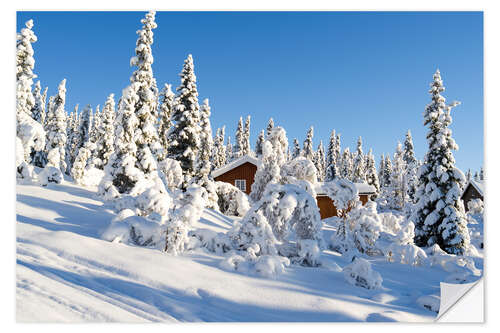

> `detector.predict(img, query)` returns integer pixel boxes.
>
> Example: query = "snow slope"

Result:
[17,181,449,322]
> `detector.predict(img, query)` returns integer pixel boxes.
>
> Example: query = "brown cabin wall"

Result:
[317,194,370,219]
[214,162,257,195]
[462,186,483,212]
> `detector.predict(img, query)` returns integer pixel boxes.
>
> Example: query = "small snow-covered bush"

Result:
[164,185,206,255]
[426,244,481,282]
[379,212,404,234]
[379,221,428,266]
[220,253,290,278]
[79,167,105,188]
[229,183,323,266]
[101,211,163,247]
[135,187,172,217]
[215,181,250,217]
[343,257,382,290]
[332,201,383,256]
[158,158,183,190]
[467,198,483,215]
[280,157,318,197]
[280,157,318,184]
[38,165,63,186]
[228,210,278,256]
[189,229,232,254]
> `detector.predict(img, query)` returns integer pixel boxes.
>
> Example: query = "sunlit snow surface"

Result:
[16,180,479,322]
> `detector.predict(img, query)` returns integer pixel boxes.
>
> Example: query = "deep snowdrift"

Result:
[16,181,471,322]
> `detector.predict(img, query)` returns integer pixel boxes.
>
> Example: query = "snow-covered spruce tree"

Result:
[378,154,385,185]
[243,115,251,156]
[353,136,366,183]
[365,149,380,195]
[411,69,470,254]
[31,81,45,123]
[335,133,342,166]
[16,19,46,168]
[226,136,233,161]
[377,154,393,207]
[250,126,288,203]
[302,126,314,161]
[480,167,484,181]
[465,169,472,182]
[71,104,97,183]
[191,98,218,208]
[157,83,175,161]
[403,130,419,204]
[167,54,201,189]
[99,83,141,197]
[212,126,226,169]
[389,142,406,210]
[64,108,75,174]
[130,11,161,177]
[292,138,301,159]
[230,183,323,266]
[44,79,68,173]
[474,171,479,181]
[233,116,244,159]
[266,117,274,137]
[340,147,353,180]
[66,105,80,169]
[30,82,49,167]
[313,141,326,181]
[255,129,265,158]
[96,94,116,168]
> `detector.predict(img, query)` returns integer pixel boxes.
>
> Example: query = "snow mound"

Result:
[416,295,440,313]
[343,258,382,290]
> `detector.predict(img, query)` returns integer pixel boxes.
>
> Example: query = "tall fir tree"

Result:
[31,81,45,123]
[365,149,380,195]
[302,126,314,161]
[212,126,226,169]
[255,129,265,158]
[389,142,406,210]
[243,115,251,156]
[96,94,116,168]
[130,11,161,176]
[99,83,141,196]
[157,83,175,161]
[403,130,419,204]
[292,138,301,159]
[16,19,45,165]
[465,169,472,182]
[266,117,274,137]
[45,79,68,172]
[167,54,202,189]
[233,116,244,159]
[378,153,385,186]
[226,136,233,162]
[353,136,366,183]
[411,70,470,254]
[192,98,217,207]
[313,141,326,181]
[340,147,352,180]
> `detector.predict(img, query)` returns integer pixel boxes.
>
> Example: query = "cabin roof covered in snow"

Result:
[462,180,484,198]
[316,182,376,195]
[211,155,260,178]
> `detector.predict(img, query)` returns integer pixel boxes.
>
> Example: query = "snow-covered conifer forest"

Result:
[16,12,483,322]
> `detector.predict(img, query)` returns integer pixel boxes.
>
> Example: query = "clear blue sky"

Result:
[16,11,483,173]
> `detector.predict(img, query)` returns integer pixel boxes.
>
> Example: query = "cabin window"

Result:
[235,179,246,192]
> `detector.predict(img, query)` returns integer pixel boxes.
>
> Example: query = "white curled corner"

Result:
[436,279,483,321]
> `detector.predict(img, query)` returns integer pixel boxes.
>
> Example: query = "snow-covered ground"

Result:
[16,180,472,322]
